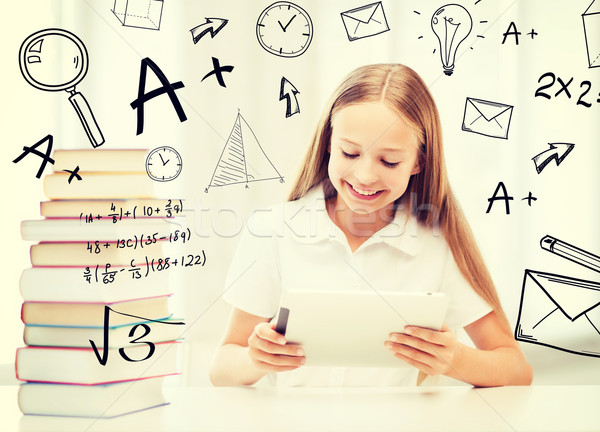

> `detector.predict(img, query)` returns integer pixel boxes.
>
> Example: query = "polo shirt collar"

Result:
[285,183,422,256]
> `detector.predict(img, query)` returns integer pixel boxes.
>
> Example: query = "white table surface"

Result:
[3,385,599,432]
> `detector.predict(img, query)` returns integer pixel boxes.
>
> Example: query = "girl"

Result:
[209,64,532,387]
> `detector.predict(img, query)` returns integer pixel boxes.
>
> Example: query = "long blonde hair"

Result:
[289,64,510,379]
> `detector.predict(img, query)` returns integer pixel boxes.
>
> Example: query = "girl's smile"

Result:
[346,180,384,200]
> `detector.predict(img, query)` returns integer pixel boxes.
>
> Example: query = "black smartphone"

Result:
[274,307,289,336]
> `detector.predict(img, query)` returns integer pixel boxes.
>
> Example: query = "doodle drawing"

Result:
[532,143,575,174]
[515,236,600,358]
[256,1,313,58]
[12,134,55,179]
[340,2,390,41]
[190,18,228,44]
[279,77,300,118]
[201,57,234,88]
[461,97,513,139]
[431,4,473,76]
[541,235,600,274]
[19,28,104,148]
[206,110,284,192]
[582,0,600,68]
[112,0,164,31]
[515,270,600,358]
[145,146,183,182]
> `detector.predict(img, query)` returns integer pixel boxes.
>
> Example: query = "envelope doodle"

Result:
[515,237,600,358]
[341,2,390,41]
[461,97,513,140]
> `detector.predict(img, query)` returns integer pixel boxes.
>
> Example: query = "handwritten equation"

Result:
[535,72,599,109]
[85,228,192,253]
[81,199,184,223]
[83,251,207,284]
[90,306,184,366]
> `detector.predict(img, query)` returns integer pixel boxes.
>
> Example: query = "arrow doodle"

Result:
[190,18,229,44]
[532,142,575,174]
[279,77,300,118]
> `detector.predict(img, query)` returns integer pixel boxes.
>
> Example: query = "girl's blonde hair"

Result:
[288,64,510,381]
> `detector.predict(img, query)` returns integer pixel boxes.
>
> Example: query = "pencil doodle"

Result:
[256,1,313,58]
[201,57,234,88]
[19,28,104,147]
[340,2,390,41]
[431,4,472,76]
[583,0,600,68]
[279,77,300,118]
[190,18,228,44]
[12,134,55,179]
[461,97,513,139]
[112,0,164,31]
[541,235,600,274]
[532,143,575,174]
[205,110,284,192]
[515,236,600,358]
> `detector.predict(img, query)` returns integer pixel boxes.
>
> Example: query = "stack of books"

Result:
[16,149,185,418]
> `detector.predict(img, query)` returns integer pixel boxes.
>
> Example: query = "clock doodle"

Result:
[146,146,182,182]
[256,1,313,58]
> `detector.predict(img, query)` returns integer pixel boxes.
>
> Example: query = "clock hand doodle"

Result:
[278,14,296,32]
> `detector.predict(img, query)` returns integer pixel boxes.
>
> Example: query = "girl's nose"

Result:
[353,158,378,185]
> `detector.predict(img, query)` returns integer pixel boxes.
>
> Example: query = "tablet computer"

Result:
[274,290,448,368]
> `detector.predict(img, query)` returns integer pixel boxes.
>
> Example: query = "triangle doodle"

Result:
[205,111,284,192]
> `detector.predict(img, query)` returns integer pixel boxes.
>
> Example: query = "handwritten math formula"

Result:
[83,251,207,284]
[80,200,183,223]
[85,228,192,253]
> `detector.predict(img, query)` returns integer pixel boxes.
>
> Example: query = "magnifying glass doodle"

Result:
[19,28,105,148]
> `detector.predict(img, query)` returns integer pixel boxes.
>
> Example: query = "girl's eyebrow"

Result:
[338,137,361,147]
[338,138,406,154]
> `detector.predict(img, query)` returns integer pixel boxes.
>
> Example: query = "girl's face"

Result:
[328,102,421,216]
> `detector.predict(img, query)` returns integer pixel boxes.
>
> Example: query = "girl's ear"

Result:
[410,160,421,175]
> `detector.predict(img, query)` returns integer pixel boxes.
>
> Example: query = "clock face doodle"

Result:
[256,1,313,58]
[145,146,182,182]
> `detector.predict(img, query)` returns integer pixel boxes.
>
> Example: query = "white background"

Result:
[0,0,599,386]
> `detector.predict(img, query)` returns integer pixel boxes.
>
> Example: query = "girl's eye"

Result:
[381,160,400,168]
[342,150,358,159]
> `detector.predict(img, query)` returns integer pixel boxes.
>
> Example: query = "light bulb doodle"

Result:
[431,4,473,76]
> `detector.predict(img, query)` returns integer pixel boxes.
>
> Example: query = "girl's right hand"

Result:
[247,322,306,372]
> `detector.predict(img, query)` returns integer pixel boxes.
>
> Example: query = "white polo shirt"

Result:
[223,184,492,386]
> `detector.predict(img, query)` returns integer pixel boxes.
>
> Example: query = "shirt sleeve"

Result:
[221,207,282,319]
[440,245,493,330]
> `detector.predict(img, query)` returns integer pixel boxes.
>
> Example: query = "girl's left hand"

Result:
[384,325,462,376]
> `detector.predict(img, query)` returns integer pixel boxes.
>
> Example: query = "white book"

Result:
[18,376,168,418]
[24,319,184,348]
[20,267,172,302]
[21,217,185,242]
[16,341,181,384]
